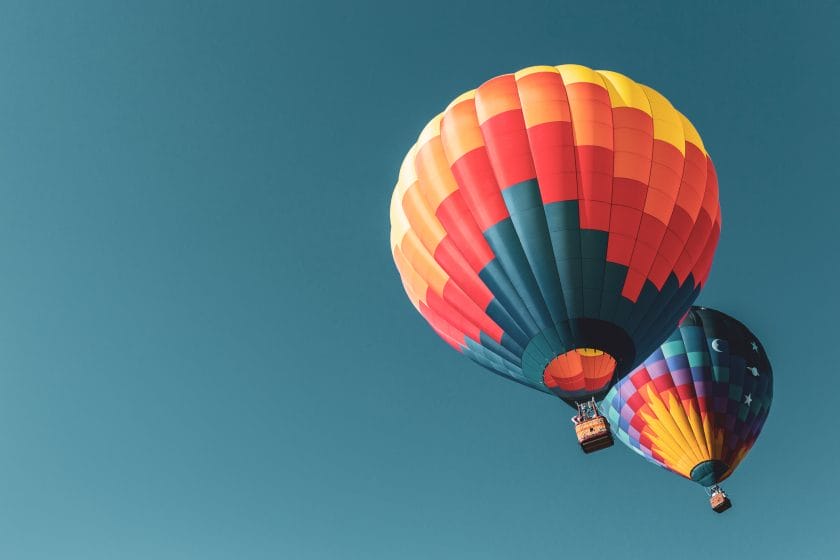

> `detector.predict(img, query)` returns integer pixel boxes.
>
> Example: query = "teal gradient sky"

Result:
[0,1,837,558]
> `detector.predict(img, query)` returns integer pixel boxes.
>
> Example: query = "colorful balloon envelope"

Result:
[389,64,721,426]
[601,307,772,510]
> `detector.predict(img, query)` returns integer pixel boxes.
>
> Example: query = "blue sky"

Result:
[0,1,836,558]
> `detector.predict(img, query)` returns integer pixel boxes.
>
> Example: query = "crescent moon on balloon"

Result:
[711,339,724,352]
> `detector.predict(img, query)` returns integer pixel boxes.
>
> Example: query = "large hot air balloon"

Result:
[389,64,721,452]
[600,307,772,512]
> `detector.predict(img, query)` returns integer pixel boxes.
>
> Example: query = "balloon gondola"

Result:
[708,485,732,513]
[573,397,614,453]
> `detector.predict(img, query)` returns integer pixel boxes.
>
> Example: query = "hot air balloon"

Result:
[600,307,772,512]
[389,64,721,452]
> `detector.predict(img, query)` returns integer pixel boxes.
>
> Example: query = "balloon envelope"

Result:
[390,65,721,405]
[601,307,773,486]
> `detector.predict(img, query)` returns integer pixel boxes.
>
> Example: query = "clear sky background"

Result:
[0,1,836,558]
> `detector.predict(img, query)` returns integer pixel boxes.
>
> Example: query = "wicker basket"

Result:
[575,416,613,453]
[710,492,732,513]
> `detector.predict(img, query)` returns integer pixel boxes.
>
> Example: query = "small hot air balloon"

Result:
[600,307,772,512]
[390,64,721,452]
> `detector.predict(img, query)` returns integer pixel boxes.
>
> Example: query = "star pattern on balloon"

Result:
[602,307,773,509]
[751,341,758,352]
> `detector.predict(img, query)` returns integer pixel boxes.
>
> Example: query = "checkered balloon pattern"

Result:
[390,64,721,406]
[601,307,772,486]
